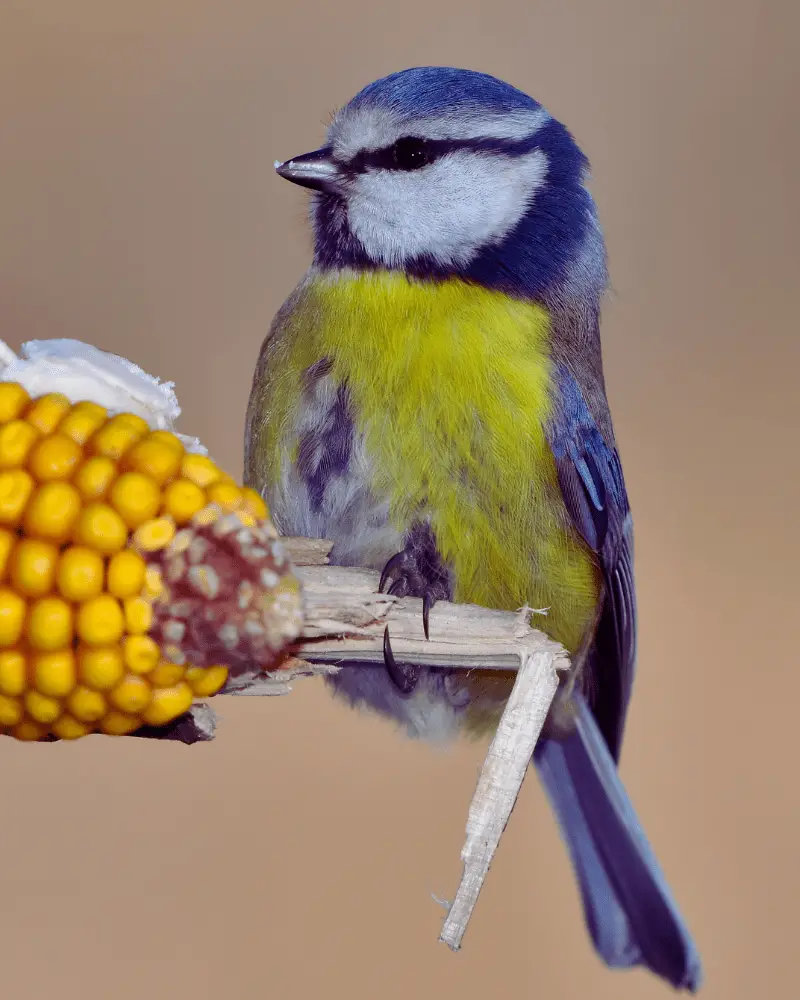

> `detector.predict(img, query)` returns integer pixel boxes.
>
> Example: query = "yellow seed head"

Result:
[0,529,15,581]
[73,455,117,500]
[28,433,82,481]
[78,645,125,691]
[122,634,161,675]
[161,477,206,524]
[0,383,270,741]
[149,660,186,687]
[186,665,229,697]
[143,566,163,598]
[0,469,34,526]
[56,546,105,602]
[110,675,151,714]
[206,481,243,512]
[27,597,73,650]
[51,715,92,740]
[13,720,46,741]
[58,401,108,445]
[241,487,269,520]
[141,682,193,726]
[77,594,124,646]
[0,649,26,696]
[10,538,59,597]
[68,686,108,722]
[90,414,147,459]
[0,588,26,646]
[122,596,153,635]
[181,453,221,489]
[0,693,23,726]
[33,648,77,697]
[148,430,184,449]
[0,420,40,468]
[125,436,183,485]
[25,689,62,724]
[73,503,128,554]
[100,711,141,736]
[24,482,82,541]
[114,413,150,436]
[25,393,71,434]
[132,517,175,553]
[106,549,146,599]
[110,472,162,529]
[0,383,31,423]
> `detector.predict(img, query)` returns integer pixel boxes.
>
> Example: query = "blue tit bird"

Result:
[245,67,702,991]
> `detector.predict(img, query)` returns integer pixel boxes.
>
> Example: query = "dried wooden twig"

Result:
[438,648,564,949]
[256,538,570,947]
[137,534,570,950]
[280,536,567,673]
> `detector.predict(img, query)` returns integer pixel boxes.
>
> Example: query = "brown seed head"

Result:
[139,504,303,673]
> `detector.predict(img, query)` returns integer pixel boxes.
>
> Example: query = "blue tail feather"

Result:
[533,695,702,992]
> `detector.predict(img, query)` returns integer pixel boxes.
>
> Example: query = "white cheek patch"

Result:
[330,106,549,161]
[346,148,549,268]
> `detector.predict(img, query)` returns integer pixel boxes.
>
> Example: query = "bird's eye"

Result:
[391,137,431,171]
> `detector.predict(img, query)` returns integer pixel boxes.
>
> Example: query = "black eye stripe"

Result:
[344,133,542,174]
[392,136,431,170]
[347,137,433,173]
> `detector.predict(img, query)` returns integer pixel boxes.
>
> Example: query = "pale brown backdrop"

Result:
[1,2,798,998]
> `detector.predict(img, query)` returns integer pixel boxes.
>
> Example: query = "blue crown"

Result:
[349,66,543,119]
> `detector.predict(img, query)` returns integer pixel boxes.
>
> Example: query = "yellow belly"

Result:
[250,269,600,729]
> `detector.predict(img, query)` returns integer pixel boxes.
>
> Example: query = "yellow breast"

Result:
[252,268,600,657]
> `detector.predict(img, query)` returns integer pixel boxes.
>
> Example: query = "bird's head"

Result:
[275,66,607,305]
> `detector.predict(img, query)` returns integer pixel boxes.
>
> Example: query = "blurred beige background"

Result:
[1,2,798,998]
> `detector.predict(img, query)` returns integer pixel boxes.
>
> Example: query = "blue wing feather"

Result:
[534,696,703,991]
[543,363,702,990]
[547,362,635,760]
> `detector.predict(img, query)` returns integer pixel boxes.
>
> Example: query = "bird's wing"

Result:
[546,362,636,761]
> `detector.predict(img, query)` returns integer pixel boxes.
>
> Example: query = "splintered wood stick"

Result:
[438,649,564,950]
[275,537,568,673]
[172,535,570,951]
[277,537,570,949]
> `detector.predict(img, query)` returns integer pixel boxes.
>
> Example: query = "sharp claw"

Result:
[379,551,407,594]
[383,624,394,666]
[422,592,432,641]
[387,578,407,597]
[382,626,419,695]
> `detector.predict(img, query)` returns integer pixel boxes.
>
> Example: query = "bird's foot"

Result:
[378,538,451,695]
[379,550,447,640]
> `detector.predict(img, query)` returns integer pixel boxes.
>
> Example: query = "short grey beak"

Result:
[274,146,340,192]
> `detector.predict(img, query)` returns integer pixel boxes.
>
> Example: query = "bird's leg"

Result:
[378,524,452,695]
